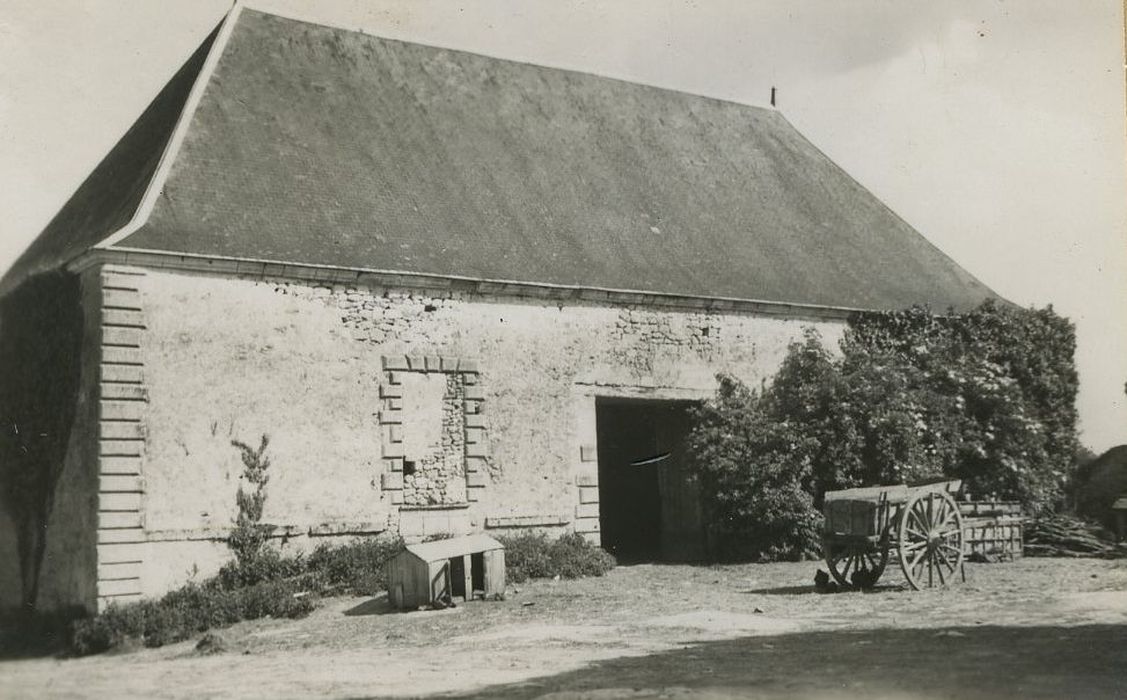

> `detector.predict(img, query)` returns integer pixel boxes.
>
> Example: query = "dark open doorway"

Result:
[595,398,703,562]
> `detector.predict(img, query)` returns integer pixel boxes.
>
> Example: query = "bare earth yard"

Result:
[2,557,1126,699]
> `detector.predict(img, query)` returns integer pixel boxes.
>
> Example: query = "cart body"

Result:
[821,479,965,590]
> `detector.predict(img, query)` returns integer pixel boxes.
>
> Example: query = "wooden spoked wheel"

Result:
[824,539,889,589]
[897,490,964,590]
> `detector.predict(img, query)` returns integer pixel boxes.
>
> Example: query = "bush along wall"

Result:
[687,301,1081,561]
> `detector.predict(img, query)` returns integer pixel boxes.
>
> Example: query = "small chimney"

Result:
[770,86,777,107]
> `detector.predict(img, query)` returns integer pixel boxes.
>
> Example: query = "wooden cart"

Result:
[822,479,965,590]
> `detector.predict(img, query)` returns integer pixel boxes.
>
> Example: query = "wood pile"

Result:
[1024,514,1127,558]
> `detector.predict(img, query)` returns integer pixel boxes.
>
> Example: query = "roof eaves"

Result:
[66,245,871,320]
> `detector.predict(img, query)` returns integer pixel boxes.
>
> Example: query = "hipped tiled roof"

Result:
[3,8,999,311]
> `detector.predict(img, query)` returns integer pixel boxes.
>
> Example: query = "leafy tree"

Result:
[687,375,821,561]
[686,301,1080,560]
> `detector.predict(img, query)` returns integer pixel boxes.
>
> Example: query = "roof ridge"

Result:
[234,5,779,116]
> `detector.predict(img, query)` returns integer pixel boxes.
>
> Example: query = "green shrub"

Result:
[70,579,315,656]
[499,531,615,583]
[304,536,404,595]
[215,548,305,591]
[687,374,823,562]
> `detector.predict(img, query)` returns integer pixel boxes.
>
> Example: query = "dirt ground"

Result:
[2,557,1126,699]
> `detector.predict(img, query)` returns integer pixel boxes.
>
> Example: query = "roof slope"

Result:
[1,23,220,289]
[8,8,999,311]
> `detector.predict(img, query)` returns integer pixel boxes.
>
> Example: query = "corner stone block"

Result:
[100,492,142,512]
[379,408,402,425]
[100,440,143,457]
[102,309,146,328]
[99,578,142,597]
[99,421,144,440]
[381,472,404,491]
[102,326,143,347]
[100,400,145,421]
[465,441,489,458]
[462,372,479,385]
[575,503,600,519]
[574,517,601,534]
[99,511,143,529]
[386,424,403,444]
[466,471,488,488]
[102,347,143,365]
[100,456,142,475]
[102,289,142,310]
[458,358,479,374]
[440,356,459,372]
[575,473,598,487]
[386,370,404,385]
[578,486,600,504]
[100,384,148,401]
[382,355,409,371]
[98,561,142,581]
[97,542,144,564]
[99,474,143,493]
[101,364,144,384]
[97,528,145,545]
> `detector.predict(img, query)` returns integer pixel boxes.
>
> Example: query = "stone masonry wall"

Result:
[117,265,845,597]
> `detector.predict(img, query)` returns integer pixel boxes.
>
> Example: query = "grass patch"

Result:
[498,532,615,583]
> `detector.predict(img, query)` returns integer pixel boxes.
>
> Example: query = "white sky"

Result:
[1,1,1125,451]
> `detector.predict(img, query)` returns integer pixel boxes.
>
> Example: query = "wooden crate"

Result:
[959,500,1023,518]
[960,501,1024,560]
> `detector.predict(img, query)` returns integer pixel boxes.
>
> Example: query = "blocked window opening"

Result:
[399,372,467,505]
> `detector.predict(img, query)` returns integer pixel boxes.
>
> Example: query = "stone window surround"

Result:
[378,354,489,505]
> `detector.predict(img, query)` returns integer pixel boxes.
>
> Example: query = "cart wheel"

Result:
[897,490,964,590]
[824,539,889,589]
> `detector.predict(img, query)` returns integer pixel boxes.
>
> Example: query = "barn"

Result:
[0,6,997,613]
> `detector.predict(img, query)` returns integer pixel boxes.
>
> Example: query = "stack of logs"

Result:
[1024,513,1127,558]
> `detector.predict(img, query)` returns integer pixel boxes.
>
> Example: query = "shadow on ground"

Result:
[440,624,1127,700]
[742,584,902,595]
[343,597,395,617]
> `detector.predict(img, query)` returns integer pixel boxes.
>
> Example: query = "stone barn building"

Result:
[0,7,996,613]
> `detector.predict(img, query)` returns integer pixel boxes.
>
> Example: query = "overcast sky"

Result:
[1,0,1124,451]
